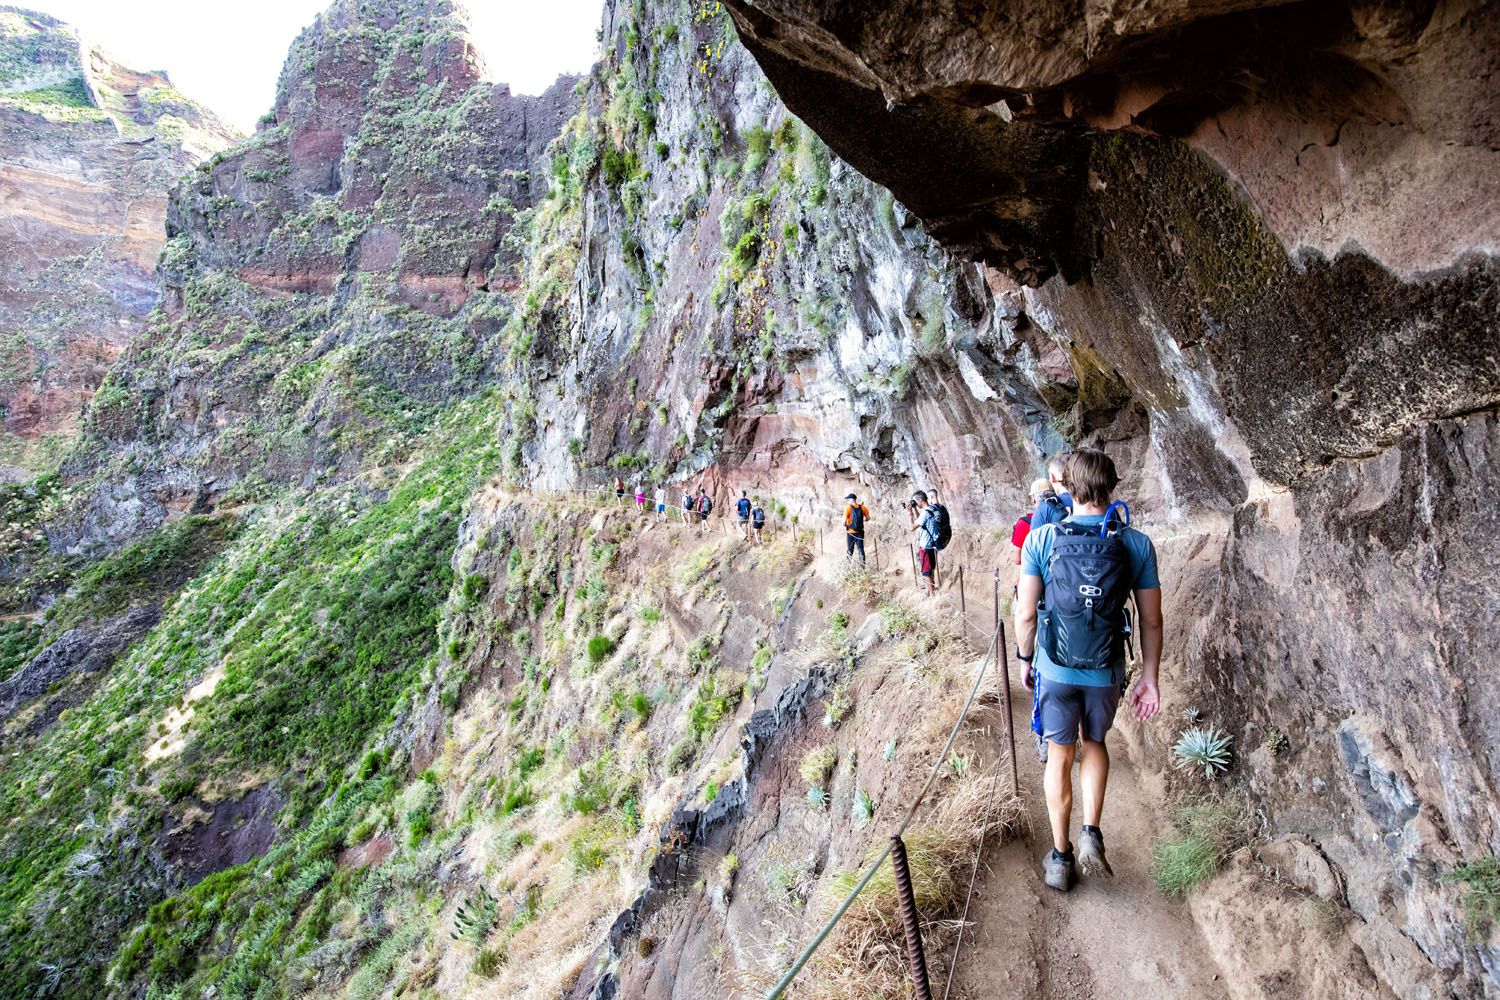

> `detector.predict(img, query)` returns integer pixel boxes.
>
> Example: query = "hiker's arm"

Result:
[1130,587,1163,720]
[1014,573,1041,658]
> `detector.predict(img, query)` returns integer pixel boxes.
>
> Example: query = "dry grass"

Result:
[792,769,1022,999]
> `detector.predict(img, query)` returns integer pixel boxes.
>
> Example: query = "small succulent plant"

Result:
[452,884,500,943]
[1265,729,1289,755]
[853,788,875,825]
[806,785,828,808]
[1181,706,1201,722]
[1172,724,1233,779]
[883,738,897,762]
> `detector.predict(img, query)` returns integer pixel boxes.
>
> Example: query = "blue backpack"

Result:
[737,497,751,517]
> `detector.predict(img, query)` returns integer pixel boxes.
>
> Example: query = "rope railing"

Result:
[522,482,1019,996]
[764,620,1005,1000]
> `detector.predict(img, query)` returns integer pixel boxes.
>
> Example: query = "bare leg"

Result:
[1078,739,1110,827]
[1045,740,1076,853]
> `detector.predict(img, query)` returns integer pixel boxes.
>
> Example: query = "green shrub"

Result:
[451,885,500,943]
[587,634,615,663]
[629,691,652,722]
[1150,798,1242,896]
[743,125,772,172]
[689,675,741,742]
[516,746,545,779]
[1444,854,1500,938]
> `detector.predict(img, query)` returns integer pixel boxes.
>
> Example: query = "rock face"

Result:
[721,0,1500,994]
[46,0,580,556]
[0,7,235,481]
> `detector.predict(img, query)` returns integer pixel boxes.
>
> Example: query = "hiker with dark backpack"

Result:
[842,493,870,564]
[696,489,712,530]
[1014,449,1162,893]
[751,498,766,544]
[907,490,950,596]
[1031,453,1073,530]
[736,491,753,540]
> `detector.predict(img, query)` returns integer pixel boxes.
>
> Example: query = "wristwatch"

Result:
[1015,647,1034,663]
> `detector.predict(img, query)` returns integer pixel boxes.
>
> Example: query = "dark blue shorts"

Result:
[1037,674,1123,745]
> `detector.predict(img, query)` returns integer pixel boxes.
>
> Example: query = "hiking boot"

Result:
[1043,847,1075,892]
[1077,826,1113,878]
[1035,732,1048,764]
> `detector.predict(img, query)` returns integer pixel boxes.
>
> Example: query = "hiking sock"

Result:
[1082,825,1102,841]
[1051,844,1074,862]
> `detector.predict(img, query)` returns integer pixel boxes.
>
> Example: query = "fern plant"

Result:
[452,885,501,944]
[1172,724,1233,779]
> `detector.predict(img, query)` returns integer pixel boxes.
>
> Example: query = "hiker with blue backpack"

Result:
[751,497,766,544]
[907,491,951,596]
[1014,449,1162,893]
[736,490,753,540]
[1031,453,1073,530]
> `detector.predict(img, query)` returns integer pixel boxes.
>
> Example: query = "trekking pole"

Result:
[995,571,1018,796]
[958,565,965,615]
[909,543,918,589]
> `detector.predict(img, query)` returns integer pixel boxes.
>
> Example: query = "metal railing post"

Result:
[995,573,1018,796]
[890,835,934,1000]
[958,565,965,615]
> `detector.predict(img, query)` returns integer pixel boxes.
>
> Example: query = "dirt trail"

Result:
[949,688,1230,1000]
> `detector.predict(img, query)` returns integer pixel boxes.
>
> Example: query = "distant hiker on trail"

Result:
[654,485,667,522]
[1014,449,1162,893]
[751,497,766,544]
[907,490,950,596]
[696,489,712,529]
[842,493,869,564]
[1017,477,1052,763]
[634,483,646,511]
[615,476,626,503]
[1031,453,1073,530]
[682,489,694,522]
[1013,478,1051,585]
[736,490,753,539]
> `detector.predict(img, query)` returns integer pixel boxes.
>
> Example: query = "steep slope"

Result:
[0,7,235,480]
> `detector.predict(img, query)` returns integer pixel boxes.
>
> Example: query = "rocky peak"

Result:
[0,6,234,482]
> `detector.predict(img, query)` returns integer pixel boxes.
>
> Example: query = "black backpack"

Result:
[701,496,713,514]
[1037,519,1133,670]
[847,504,865,533]
[928,503,952,550]
[752,507,765,526]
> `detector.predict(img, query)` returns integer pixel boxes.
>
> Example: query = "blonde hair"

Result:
[1029,477,1051,500]
[1066,449,1120,506]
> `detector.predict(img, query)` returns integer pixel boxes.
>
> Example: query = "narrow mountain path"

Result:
[949,685,1231,999]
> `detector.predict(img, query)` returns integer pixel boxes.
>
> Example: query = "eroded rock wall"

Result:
[0,7,235,481]
[722,0,1500,994]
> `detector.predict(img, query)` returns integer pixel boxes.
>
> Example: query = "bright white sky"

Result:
[23,0,604,132]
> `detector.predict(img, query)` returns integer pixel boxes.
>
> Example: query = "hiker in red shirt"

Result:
[1011,478,1051,582]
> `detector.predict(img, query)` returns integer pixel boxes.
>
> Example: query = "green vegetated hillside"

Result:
[0,0,938,996]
